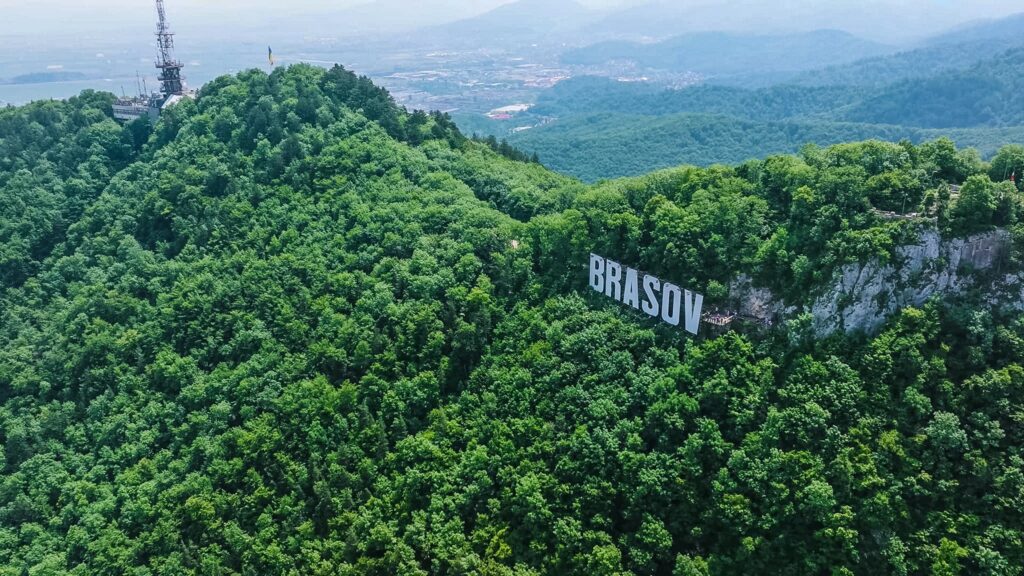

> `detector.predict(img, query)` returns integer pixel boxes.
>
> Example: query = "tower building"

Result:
[155,0,185,97]
[113,0,189,122]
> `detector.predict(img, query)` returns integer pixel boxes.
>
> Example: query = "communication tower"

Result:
[114,0,189,122]
[155,0,185,97]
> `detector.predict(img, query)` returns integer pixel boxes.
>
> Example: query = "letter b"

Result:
[590,254,605,292]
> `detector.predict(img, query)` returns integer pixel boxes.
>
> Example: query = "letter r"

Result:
[605,260,622,300]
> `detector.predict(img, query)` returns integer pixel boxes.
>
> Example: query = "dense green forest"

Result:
[784,38,1024,89]
[487,33,1024,181]
[526,79,861,123]
[3,64,1024,575]
[503,51,1024,181]
[509,110,1024,183]
[840,49,1024,129]
[533,45,1024,129]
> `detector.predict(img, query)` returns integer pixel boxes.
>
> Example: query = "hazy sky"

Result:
[0,0,1021,42]
[0,0,636,38]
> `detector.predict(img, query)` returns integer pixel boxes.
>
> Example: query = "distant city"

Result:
[0,12,701,133]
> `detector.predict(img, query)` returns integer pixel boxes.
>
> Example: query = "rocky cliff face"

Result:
[730,228,1016,335]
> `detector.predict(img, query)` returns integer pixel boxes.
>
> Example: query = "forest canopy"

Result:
[2,64,1024,575]
[494,46,1024,181]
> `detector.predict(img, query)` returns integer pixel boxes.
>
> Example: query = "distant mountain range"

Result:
[381,0,1024,49]
[490,10,1024,181]
[425,0,598,38]
[187,0,1024,46]
[354,0,525,34]
[1,72,88,85]
[923,11,1024,46]
[303,0,1024,48]
[242,0,517,38]
[562,30,895,77]
[411,0,598,45]
[558,8,1024,87]
[523,44,1024,130]
[840,47,1024,128]
[580,0,1024,43]
[781,12,1024,88]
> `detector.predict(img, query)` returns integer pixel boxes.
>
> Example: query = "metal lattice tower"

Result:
[154,0,185,97]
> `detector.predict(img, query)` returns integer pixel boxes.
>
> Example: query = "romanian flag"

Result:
[268,46,275,67]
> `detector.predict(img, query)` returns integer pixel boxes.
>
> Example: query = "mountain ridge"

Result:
[412,0,599,44]
[562,29,894,76]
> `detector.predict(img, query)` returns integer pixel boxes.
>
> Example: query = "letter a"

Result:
[605,260,622,301]
[623,268,640,309]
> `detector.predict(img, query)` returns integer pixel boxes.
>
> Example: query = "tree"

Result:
[950,175,998,235]
[989,144,1024,193]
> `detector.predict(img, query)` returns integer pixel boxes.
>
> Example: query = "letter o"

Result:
[661,283,682,326]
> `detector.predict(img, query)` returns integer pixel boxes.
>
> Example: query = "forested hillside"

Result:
[784,39,1024,89]
[841,48,1024,128]
[3,65,1024,575]
[509,111,1024,183]
[500,44,1024,181]
[526,78,861,123]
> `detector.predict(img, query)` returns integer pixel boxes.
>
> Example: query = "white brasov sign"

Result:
[589,253,704,335]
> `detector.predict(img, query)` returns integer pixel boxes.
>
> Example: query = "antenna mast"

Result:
[154,0,185,97]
